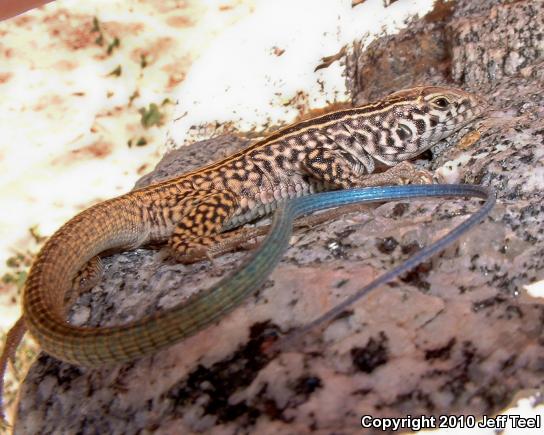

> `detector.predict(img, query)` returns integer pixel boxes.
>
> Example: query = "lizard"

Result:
[1,86,487,377]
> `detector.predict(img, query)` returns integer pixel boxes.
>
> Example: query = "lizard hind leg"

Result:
[169,190,239,264]
[64,256,104,310]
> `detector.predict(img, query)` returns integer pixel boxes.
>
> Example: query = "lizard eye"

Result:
[431,97,451,109]
[396,123,412,140]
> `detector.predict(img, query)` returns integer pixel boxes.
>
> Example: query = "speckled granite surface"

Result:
[14,0,544,433]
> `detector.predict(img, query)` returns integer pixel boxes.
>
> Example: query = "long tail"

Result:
[22,195,152,366]
[23,184,494,368]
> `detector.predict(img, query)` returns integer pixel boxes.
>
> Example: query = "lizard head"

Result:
[367,86,487,165]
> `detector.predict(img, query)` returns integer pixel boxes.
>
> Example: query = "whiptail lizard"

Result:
[1,86,488,410]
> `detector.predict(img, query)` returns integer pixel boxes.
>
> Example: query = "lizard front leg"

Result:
[301,148,433,189]
[169,190,240,263]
